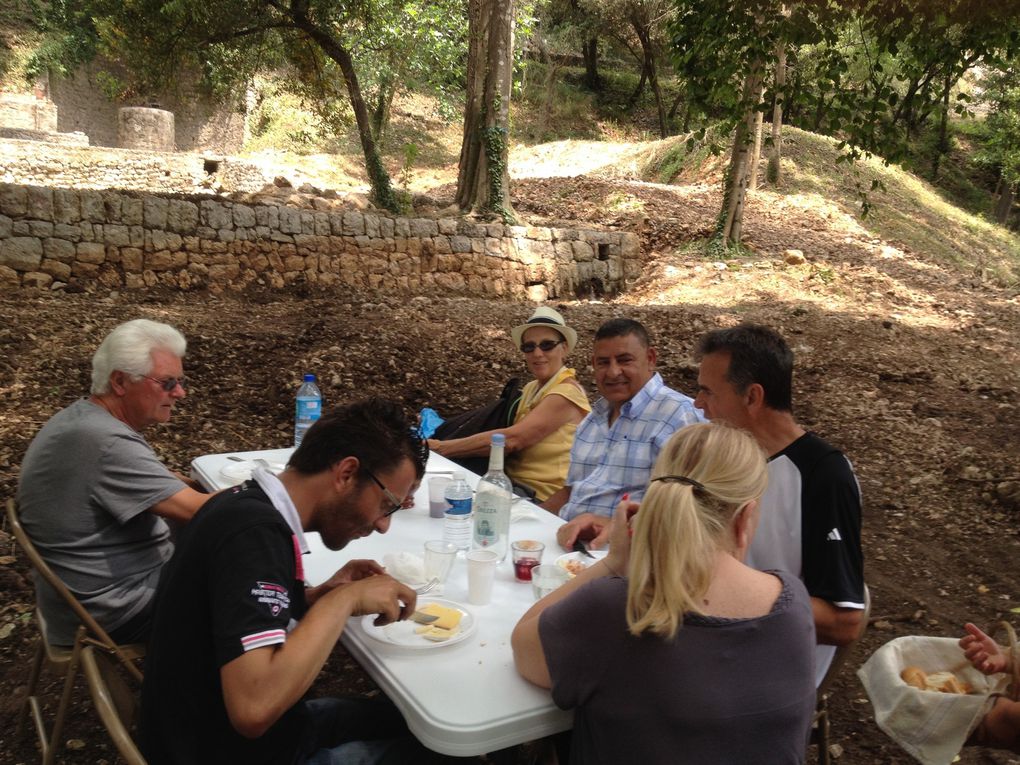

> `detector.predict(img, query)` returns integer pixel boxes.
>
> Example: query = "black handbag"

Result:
[433,378,522,476]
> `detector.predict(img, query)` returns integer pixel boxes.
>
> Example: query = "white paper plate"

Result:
[219,460,285,485]
[361,598,476,650]
[555,549,608,577]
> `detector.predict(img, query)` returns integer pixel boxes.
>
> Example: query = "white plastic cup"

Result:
[465,549,499,605]
[531,564,570,601]
[428,476,452,518]
[424,539,458,592]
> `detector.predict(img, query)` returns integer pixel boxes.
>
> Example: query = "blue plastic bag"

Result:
[418,407,445,439]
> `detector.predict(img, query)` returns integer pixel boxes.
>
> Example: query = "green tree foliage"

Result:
[29,0,467,212]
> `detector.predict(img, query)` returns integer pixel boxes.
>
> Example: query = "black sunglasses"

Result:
[520,339,565,354]
[365,469,404,518]
[142,375,188,392]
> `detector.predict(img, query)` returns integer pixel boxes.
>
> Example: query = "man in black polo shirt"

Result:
[140,398,441,765]
[693,323,865,686]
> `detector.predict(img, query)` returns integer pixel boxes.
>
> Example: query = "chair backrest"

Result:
[817,584,872,698]
[6,498,143,681]
[81,646,147,765]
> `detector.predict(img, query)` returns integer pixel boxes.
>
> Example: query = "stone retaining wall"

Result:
[0,183,642,299]
[0,138,269,194]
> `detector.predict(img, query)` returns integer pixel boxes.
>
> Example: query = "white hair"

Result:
[91,319,187,394]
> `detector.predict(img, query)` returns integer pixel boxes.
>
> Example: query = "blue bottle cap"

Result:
[491,433,506,446]
[303,374,316,382]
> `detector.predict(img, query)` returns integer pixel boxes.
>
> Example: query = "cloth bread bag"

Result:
[858,635,1012,765]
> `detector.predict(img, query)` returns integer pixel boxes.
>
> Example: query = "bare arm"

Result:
[220,574,414,738]
[812,597,864,646]
[972,697,1020,752]
[960,622,1012,675]
[540,485,571,514]
[429,392,586,459]
[513,501,634,689]
[149,486,216,524]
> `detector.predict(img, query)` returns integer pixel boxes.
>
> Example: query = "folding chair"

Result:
[813,584,872,765]
[7,498,145,765]
[81,645,147,765]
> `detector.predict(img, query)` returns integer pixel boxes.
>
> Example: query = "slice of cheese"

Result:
[420,625,460,642]
[417,603,463,631]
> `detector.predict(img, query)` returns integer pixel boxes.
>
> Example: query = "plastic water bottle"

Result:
[443,471,473,551]
[294,374,322,447]
[472,434,513,561]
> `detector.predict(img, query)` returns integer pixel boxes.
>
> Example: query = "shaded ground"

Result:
[1,148,1019,763]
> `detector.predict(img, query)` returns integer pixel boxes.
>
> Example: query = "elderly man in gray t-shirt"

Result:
[18,319,211,646]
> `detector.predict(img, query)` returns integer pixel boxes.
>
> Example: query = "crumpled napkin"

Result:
[383,552,426,585]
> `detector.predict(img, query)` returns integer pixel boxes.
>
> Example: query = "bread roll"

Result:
[901,666,928,690]
[900,666,972,694]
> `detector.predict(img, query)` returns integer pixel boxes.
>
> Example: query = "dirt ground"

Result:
[1,167,1019,764]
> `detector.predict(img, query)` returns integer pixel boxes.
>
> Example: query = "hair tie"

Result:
[650,474,706,492]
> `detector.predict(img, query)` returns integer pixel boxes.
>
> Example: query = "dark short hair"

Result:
[289,398,426,481]
[594,318,651,348]
[697,324,794,412]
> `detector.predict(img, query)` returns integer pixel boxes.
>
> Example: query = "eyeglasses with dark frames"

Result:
[520,339,565,354]
[142,375,188,392]
[365,469,404,518]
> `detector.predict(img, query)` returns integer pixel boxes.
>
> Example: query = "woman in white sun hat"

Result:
[428,306,591,502]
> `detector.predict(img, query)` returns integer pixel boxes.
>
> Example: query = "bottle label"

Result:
[296,398,321,420]
[446,497,472,515]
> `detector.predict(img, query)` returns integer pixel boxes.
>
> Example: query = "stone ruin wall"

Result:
[0,182,643,301]
[0,138,270,194]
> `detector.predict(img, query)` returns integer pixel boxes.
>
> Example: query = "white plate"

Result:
[219,460,285,485]
[555,549,608,577]
[361,598,476,650]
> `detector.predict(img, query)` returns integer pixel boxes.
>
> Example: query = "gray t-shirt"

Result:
[17,398,184,644]
[539,570,817,765]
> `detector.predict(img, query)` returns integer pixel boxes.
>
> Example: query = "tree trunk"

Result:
[292,17,397,211]
[748,83,765,191]
[931,71,952,180]
[582,37,601,90]
[995,182,1015,224]
[631,10,667,139]
[720,61,764,246]
[627,62,648,106]
[371,71,395,145]
[456,0,516,220]
[767,43,787,185]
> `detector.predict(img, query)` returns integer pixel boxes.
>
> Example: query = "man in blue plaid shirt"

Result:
[543,318,702,527]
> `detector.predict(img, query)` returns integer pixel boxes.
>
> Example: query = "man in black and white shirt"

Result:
[694,324,865,685]
[140,398,443,765]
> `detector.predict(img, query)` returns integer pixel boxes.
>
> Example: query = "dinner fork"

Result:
[415,578,439,595]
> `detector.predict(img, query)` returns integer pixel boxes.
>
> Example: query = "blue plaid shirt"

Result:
[559,373,703,521]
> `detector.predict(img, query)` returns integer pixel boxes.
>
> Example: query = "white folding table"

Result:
[191,448,574,756]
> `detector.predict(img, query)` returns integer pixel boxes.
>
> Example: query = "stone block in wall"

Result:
[104,224,130,247]
[146,251,175,270]
[607,257,622,281]
[294,234,320,252]
[255,205,279,229]
[343,211,365,236]
[121,248,143,272]
[572,241,594,262]
[144,197,168,229]
[130,226,144,247]
[551,228,578,242]
[233,204,255,228]
[103,193,122,222]
[484,237,502,255]
[80,191,105,222]
[0,185,27,217]
[301,212,315,235]
[44,238,75,263]
[624,260,642,279]
[553,241,574,264]
[73,261,99,278]
[53,223,81,242]
[0,214,11,238]
[98,265,122,288]
[22,271,53,289]
[200,200,232,230]
[122,197,143,226]
[434,236,451,254]
[77,241,106,264]
[620,232,640,259]
[449,235,471,253]
[13,221,29,236]
[279,207,302,234]
[208,263,240,282]
[394,218,409,238]
[27,187,53,220]
[54,190,83,224]
[1,237,43,270]
[364,214,381,238]
[438,219,458,235]
[29,221,53,238]
[218,229,235,242]
[125,273,145,289]
[410,219,438,237]
[459,222,486,238]
[0,264,19,287]
[148,230,182,252]
[380,217,394,238]
[486,224,506,238]
[283,255,303,271]
[167,200,198,234]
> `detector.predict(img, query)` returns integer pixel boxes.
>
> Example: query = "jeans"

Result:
[295,696,451,765]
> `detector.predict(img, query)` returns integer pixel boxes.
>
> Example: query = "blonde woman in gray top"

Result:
[512,422,817,764]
